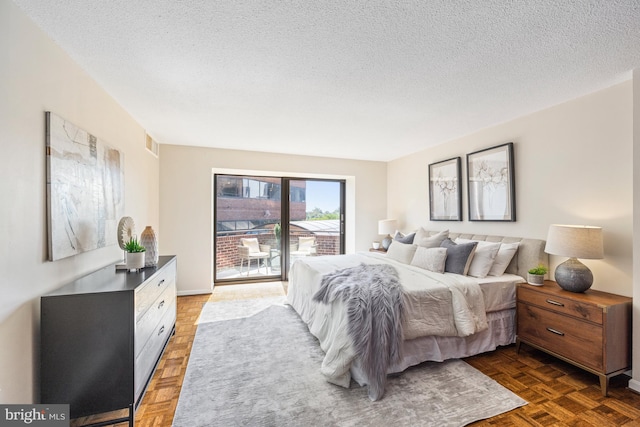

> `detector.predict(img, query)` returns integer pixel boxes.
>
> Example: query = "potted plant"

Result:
[527,264,548,286]
[124,236,146,271]
[273,223,281,248]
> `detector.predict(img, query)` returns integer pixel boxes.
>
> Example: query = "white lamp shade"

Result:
[378,219,398,235]
[545,224,604,259]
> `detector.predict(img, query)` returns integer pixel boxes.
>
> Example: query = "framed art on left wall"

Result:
[46,112,125,260]
[428,157,462,221]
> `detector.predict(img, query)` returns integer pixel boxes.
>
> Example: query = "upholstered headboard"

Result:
[423,230,548,279]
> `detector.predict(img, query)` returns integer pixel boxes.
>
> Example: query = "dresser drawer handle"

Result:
[158,300,165,309]
[158,279,165,287]
[546,299,564,307]
[546,327,564,336]
[158,325,165,336]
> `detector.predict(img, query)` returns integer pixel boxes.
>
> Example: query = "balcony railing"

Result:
[215,229,340,272]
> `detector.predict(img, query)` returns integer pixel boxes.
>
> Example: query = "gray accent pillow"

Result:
[414,228,449,248]
[394,231,416,244]
[455,238,501,278]
[385,241,418,264]
[410,247,447,273]
[440,238,478,275]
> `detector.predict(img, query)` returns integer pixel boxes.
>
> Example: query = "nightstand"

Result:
[369,248,387,253]
[516,281,631,396]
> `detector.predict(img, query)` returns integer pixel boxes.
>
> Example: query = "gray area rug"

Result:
[197,296,287,324]
[173,302,526,427]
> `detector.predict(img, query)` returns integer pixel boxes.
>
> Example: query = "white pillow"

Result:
[385,241,417,264]
[414,228,449,248]
[455,238,501,278]
[488,242,520,276]
[410,247,447,273]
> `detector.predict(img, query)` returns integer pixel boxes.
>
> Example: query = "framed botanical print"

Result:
[428,157,462,221]
[466,142,515,221]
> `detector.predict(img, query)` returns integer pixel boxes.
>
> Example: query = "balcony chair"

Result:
[238,238,271,275]
[290,236,317,260]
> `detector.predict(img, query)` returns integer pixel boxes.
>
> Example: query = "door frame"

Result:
[280,177,346,282]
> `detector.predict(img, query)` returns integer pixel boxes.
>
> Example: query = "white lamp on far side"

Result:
[378,219,397,250]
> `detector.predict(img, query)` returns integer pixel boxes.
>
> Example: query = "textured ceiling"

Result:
[13,0,640,161]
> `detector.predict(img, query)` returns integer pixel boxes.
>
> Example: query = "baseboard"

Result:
[629,378,640,394]
[178,289,213,296]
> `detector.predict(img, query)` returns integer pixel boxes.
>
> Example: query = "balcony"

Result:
[215,220,340,280]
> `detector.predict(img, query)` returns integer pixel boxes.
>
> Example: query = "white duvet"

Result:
[286,252,489,388]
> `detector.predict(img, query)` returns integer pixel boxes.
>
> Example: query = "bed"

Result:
[286,230,547,400]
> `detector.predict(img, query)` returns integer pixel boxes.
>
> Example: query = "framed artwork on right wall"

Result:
[467,142,515,221]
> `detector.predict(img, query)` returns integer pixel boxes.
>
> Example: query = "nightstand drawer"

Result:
[517,302,603,371]
[517,286,603,324]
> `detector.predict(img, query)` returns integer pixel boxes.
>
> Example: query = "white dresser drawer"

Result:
[134,302,176,400]
[135,260,176,319]
[135,280,176,358]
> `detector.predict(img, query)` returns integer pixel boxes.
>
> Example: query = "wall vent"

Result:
[145,134,159,157]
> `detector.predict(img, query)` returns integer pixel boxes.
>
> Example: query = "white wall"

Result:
[159,145,387,294]
[389,80,636,383]
[389,81,633,297]
[0,1,160,403]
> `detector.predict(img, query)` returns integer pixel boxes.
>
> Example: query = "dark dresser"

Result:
[40,255,177,426]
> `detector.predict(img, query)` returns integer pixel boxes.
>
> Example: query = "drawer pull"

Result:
[158,300,165,309]
[158,279,165,287]
[545,299,564,307]
[546,327,565,336]
[158,325,165,336]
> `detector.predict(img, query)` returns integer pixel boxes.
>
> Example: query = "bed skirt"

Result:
[350,308,516,386]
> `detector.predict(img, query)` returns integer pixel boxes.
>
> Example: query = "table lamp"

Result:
[378,219,398,250]
[544,224,603,292]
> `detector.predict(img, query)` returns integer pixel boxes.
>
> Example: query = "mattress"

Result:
[288,252,492,340]
[287,251,525,388]
[351,308,517,386]
[476,273,524,312]
[364,250,524,313]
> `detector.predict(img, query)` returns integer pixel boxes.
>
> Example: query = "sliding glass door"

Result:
[214,175,344,283]
[214,175,283,282]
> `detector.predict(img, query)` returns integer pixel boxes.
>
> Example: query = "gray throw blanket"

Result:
[313,263,405,401]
